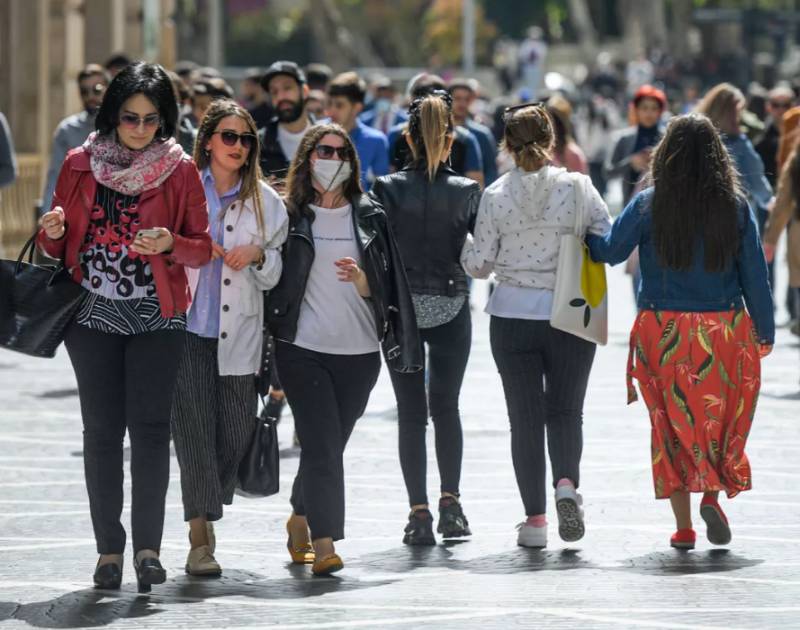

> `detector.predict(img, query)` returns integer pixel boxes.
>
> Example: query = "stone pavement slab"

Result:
[0,266,798,629]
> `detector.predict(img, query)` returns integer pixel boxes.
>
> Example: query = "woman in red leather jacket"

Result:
[37,62,211,593]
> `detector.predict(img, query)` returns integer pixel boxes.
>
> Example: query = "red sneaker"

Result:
[670,528,696,550]
[700,497,732,545]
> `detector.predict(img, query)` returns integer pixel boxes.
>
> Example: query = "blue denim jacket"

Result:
[723,133,773,213]
[586,188,775,344]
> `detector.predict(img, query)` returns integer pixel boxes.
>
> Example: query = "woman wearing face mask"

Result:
[170,99,288,577]
[267,123,421,575]
[36,62,212,592]
[369,92,480,545]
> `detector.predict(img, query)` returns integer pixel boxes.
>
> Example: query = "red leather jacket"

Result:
[36,147,212,318]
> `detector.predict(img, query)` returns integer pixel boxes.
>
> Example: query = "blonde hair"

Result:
[501,104,554,171]
[405,94,454,181]
[694,83,745,136]
[194,98,265,237]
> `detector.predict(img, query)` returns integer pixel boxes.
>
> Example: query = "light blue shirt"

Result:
[187,168,241,338]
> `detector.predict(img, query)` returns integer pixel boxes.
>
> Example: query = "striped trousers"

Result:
[171,333,257,522]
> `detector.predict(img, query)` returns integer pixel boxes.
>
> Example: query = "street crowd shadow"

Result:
[0,568,396,627]
[0,589,160,628]
[615,549,763,577]
[353,545,597,575]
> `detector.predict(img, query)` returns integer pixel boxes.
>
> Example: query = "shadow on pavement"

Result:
[0,568,396,628]
[614,549,763,576]
[353,545,598,575]
[0,590,160,628]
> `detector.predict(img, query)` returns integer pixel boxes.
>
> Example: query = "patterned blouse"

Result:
[75,184,186,335]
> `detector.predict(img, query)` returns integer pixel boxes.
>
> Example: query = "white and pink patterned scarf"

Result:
[83,131,185,196]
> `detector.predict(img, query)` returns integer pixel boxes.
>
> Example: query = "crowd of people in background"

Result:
[15,40,797,593]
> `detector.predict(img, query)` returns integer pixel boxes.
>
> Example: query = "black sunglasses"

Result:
[80,83,106,97]
[315,144,349,160]
[213,130,256,149]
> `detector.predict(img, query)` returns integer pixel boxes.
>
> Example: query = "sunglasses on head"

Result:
[503,101,547,120]
[119,113,161,129]
[80,83,106,97]
[212,130,256,149]
[315,144,349,160]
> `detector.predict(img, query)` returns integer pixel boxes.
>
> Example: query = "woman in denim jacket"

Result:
[587,114,774,551]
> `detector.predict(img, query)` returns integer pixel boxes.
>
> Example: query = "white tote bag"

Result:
[550,174,608,345]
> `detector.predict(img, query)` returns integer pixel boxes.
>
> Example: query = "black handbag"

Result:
[0,233,85,358]
[235,395,280,498]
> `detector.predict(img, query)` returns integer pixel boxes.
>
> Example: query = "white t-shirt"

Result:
[278,123,310,163]
[293,204,379,355]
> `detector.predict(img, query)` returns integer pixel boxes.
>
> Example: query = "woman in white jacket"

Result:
[462,103,610,549]
[171,100,288,575]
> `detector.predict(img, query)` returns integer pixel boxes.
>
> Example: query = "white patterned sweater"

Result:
[461,165,612,290]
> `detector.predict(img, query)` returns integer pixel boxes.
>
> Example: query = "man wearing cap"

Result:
[41,64,109,215]
[360,76,408,134]
[259,61,315,182]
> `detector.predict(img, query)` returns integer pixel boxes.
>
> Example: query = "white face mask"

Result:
[311,158,352,192]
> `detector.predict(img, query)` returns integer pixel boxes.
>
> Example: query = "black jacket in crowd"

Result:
[369,164,480,298]
[266,193,422,374]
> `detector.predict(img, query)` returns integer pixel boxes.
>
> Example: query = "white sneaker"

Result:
[555,485,585,542]
[516,522,547,548]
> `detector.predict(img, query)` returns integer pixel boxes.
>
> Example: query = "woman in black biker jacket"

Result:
[370,91,481,546]
[266,123,420,576]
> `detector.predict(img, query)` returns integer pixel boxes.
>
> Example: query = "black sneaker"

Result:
[437,497,472,539]
[262,394,286,424]
[402,509,436,546]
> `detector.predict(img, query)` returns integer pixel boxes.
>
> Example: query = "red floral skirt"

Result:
[627,310,760,499]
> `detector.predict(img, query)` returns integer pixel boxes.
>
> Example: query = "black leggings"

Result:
[276,341,381,541]
[389,303,471,507]
[490,316,596,516]
[64,321,185,554]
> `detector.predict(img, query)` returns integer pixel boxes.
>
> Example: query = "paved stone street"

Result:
[0,264,798,630]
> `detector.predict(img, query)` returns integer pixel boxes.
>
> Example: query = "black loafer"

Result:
[403,509,436,546]
[134,556,166,593]
[93,561,122,590]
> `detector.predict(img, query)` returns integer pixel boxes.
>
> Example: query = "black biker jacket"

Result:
[370,164,481,298]
[266,193,422,373]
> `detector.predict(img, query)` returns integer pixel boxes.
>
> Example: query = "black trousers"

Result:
[276,341,381,541]
[64,321,185,554]
[171,333,257,522]
[490,317,596,516]
[389,303,471,507]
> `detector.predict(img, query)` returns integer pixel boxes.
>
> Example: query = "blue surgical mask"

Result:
[374,98,392,114]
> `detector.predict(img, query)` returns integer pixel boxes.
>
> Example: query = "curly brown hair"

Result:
[284,123,363,217]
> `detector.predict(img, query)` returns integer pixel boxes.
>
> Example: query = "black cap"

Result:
[261,61,306,90]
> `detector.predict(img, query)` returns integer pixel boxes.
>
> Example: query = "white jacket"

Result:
[461,165,611,289]
[187,181,289,375]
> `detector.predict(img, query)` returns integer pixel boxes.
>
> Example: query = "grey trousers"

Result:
[171,333,257,522]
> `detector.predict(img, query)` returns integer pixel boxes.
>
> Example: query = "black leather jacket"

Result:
[266,193,422,373]
[370,164,481,297]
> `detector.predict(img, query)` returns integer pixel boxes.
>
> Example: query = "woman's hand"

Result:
[758,343,773,358]
[211,242,226,261]
[763,242,776,263]
[131,228,174,255]
[40,206,66,240]
[224,244,263,271]
[335,257,370,297]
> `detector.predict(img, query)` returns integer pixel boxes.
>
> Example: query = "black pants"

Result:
[171,333,257,522]
[490,317,596,516]
[389,303,471,506]
[64,321,185,554]
[276,341,381,541]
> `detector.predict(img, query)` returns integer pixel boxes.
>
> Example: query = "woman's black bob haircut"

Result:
[95,61,178,140]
